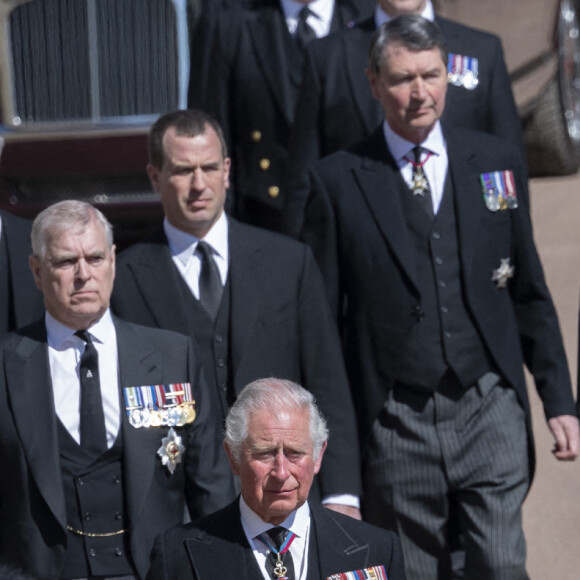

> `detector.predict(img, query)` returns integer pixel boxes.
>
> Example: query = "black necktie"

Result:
[408,145,434,219]
[265,527,295,580]
[75,330,107,456]
[197,241,223,319]
[296,7,316,52]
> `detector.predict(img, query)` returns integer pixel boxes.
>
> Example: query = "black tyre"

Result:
[523,0,580,177]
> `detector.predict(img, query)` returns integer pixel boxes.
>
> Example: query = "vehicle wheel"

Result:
[523,0,580,177]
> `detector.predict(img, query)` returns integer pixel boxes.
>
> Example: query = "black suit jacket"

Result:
[146,499,407,580]
[0,210,44,334]
[188,0,370,231]
[111,218,361,499]
[0,317,233,580]
[301,125,575,473]
[285,15,525,235]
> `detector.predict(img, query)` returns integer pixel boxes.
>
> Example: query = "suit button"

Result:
[440,305,449,313]
[115,547,123,557]
[215,335,224,343]
[435,256,443,265]
[438,280,446,288]
[259,158,270,171]
[89,548,96,557]
[217,358,225,368]
[84,512,91,521]
[251,130,262,142]
[444,331,452,339]
[77,477,84,486]
[115,511,122,520]
[432,231,441,240]
[268,186,280,199]
[113,474,120,484]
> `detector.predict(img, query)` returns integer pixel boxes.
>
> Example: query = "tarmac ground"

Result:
[522,172,580,579]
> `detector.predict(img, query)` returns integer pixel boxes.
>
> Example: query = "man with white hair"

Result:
[147,378,407,580]
[0,200,231,579]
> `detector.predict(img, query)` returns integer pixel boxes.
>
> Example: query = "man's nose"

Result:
[271,453,289,480]
[75,259,90,280]
[191,169,206,191]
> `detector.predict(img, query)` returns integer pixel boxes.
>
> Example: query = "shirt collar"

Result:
[46,308,115,349]
[280,0,334,25]
[375,0,434,27]
[382,119,446,164]
[239,496,311,540]
[163,212,229,267]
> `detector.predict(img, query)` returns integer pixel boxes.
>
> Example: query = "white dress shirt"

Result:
[375,0,434,27]
[281,0,335,38]
[383,120,449,215]
[240,496,312,580]
[47,309,121,448]
[164,213,229,298]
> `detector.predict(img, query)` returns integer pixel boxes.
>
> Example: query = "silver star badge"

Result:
[491,258,514,289]
[157,427,185,474]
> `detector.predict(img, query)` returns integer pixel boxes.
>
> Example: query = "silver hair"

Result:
[224,378,329,464]
[368,14,449,75]
[31,200,114,260]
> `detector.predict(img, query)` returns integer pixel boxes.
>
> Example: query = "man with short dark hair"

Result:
[284,0,524,235]
[301,15,578,579]
[147,378,407,580]
[0,200,230,579]
[111,109,362,518]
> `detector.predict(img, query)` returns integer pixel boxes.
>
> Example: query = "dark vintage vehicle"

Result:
[0,0,578,241]
[437,0,580,176]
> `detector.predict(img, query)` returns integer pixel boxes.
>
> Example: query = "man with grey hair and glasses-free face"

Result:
[284,0,525,236]
[0,200,231,579]
[147,378,407,580]
[300,14,578,580]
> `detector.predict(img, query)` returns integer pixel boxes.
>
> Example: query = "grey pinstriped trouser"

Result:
[364,371,530,580]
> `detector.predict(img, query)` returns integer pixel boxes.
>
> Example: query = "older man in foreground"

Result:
[147,378,407,580]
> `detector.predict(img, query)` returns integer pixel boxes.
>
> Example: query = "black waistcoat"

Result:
[58,422,135,579]
[396,173,492,390]
[188,278,233,418]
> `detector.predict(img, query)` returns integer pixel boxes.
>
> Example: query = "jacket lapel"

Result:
[247,9,296,124]
[124,229,196,337]
[5,321,67,530]
[227,220,264,390]
[116,318,167,521]
[444,129,484,282]
[354,128,420,291]
[310,505,370,578]
[185,500,261,578]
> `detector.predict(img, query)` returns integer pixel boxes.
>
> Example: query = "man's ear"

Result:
[224,441,240,476]
[313,440,327,475]
[29,255,43,290]
[147,164,161,193]
[365,67,380,101]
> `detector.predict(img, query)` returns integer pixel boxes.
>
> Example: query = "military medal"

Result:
[123,383,196,428]
[327,565,389,580]
[404,149,432,197]
[448,53,479,90]
[257,530,296,580]
[480,170,518,212]
[157,427,185,474]
[491,258,515,288]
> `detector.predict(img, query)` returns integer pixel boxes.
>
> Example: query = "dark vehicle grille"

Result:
[8,0,180,125]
